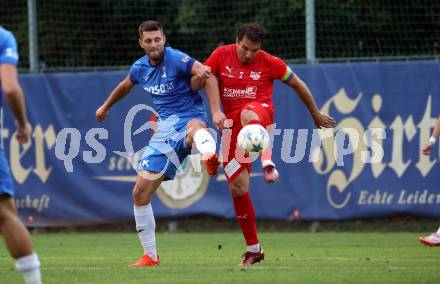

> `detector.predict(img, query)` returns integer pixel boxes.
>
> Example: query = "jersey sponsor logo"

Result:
[144,82,174,95]
[5,48,18,60]
[181,55,190,63]
[221,66,234,78]
[223,86,257,99]
[250,71,261,80]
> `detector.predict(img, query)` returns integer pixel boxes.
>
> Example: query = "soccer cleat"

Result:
[203,152,219,176]
[419,233,440,247]
[129,254,160,267]
[263,165,279,183]
[239,248,265,267]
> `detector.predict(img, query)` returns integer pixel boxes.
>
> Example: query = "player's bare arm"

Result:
[0,63,31,143]
[422,115,440,155]
[205,76,226,129]
[190,75,205,91]
[190,61,211,91]
[286,73,335,129]
[96,75,134,123]
[191,61,211,80]
[191,61,227,129]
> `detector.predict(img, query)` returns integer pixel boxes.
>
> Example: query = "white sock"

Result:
[261,159,275,168]
[15,252,42,284]
[193,128,216,155]
[134,204,157,261]
[247,244,260,253]
[436,227,440,235]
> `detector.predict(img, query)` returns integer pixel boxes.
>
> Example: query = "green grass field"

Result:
[1,232,439,283]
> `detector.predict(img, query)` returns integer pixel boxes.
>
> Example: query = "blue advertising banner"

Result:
[4,60,439,226]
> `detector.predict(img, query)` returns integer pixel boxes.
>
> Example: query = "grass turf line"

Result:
[0,232,439,283]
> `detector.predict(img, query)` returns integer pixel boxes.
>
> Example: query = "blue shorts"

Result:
[0,150,14,197]
[139,112,208,180]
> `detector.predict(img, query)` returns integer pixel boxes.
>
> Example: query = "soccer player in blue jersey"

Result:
[96,20,223,266]
[0,26,42,283]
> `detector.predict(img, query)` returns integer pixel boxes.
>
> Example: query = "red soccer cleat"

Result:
[129,254,160,267]
[239,249,265,267]
[263,165,279,183]
[419,233,440,247]
[203,153,219,176]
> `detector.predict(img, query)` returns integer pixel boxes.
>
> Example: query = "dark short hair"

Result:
[237,23,265,43]
[138,20,163,37]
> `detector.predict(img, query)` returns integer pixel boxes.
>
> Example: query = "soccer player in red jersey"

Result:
[195,23,335,266]
[419,115,440,247]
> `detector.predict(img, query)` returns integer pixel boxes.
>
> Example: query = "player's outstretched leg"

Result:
[241,106,279,183]
[0,196,42,284]
[129,173,164,267]
[419,227,440,246]
[187,119,219,175]
[230,170,265,267]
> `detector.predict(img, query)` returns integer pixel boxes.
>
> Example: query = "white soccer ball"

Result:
[237,124,270,153]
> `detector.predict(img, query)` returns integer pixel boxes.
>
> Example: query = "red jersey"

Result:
[205,44,293,114]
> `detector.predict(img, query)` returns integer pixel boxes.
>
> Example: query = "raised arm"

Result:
[96,75,134,123]
[285,73,335,128]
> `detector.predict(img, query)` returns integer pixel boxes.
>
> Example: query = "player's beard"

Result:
[148,48,164,61]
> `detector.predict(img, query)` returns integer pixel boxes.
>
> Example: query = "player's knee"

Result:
[187,119,206,131]
[229,182,248,197]
[240,109,259,126]
[132,183,153,204]
[186,120,207,144]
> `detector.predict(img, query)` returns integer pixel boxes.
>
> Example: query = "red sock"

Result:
[232,192,259,245]
[261,146,272,162]
[247,119,260,125]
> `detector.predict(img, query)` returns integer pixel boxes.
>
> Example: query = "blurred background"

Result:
[0,0,439,230]
[3,0,439,71]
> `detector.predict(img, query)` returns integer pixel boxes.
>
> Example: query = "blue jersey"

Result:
[129,47,205,121]
[0,27,18,66]
[0,27,19,109]
[0,27,17,196]
[130,47,208,180]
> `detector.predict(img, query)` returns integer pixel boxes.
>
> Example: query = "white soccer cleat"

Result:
[419,233,440,247]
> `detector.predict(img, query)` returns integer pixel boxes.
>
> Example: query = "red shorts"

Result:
[221,102,274,183]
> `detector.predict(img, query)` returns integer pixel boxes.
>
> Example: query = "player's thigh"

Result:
[229,168,250,197]
[133,172,165,196]
[240,102,274,127]
[0,195,17,226]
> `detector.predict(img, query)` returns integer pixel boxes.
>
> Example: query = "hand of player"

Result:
[196,64,212,80]
[422,143,433,155]
[15,122,32,144]
[212,111,227,130]
[96,105,108,123]
[312,112,336,128]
